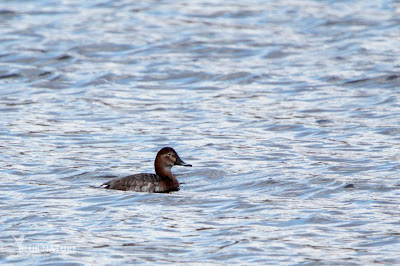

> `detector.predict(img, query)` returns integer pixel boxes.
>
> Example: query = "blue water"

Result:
[1,0,400,264]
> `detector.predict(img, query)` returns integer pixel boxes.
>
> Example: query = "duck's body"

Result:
[102,173,179,193]
[102,147,191,193]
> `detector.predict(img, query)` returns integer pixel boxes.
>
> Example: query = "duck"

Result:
[101,147,192,193]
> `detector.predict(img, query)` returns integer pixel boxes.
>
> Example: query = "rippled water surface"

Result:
[1,0,400,264]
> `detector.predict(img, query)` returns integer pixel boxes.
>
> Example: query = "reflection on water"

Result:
[1,0,400,264]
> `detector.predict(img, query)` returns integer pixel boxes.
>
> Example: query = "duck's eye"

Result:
[168,153,172,156]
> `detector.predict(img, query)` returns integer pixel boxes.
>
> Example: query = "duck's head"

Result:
[155,147,192,171]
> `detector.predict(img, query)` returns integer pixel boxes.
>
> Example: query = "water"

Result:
[1,0,400,264]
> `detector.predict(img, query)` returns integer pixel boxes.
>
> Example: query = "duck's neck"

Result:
[155,164,179,191]
[155,165,174,180]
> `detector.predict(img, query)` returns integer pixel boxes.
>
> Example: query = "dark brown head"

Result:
[154,147,192,178]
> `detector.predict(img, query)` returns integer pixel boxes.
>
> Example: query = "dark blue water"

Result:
[1,0,400,264]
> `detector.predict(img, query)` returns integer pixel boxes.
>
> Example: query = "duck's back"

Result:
[102,173,177,193]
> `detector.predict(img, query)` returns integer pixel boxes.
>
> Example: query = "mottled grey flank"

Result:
[102,174,165,192]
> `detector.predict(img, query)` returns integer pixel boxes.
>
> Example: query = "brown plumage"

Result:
[101,147,192,193]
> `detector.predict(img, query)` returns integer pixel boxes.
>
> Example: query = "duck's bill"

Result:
[175,157,192,167]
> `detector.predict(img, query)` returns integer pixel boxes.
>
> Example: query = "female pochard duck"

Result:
[102,147,192,193]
